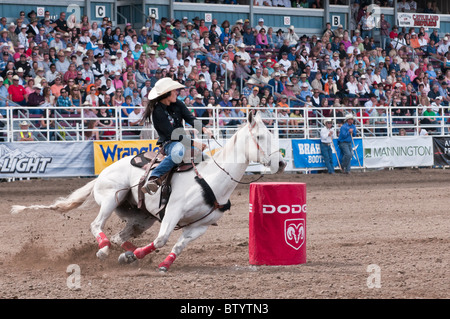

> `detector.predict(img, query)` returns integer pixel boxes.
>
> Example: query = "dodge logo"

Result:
[284,218,305,250]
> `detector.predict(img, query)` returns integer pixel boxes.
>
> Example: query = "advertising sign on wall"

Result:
[397,13,440,28]
[0,142,94,178]
[93,140,159,174]
[363,137,433,168]
[291,139,363,170]
[433,137,450,166]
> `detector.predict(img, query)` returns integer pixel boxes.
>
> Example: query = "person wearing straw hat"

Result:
[16,120,34,141]
[141,77,213,194]
[337,113,357,174]
[320,118,337,174]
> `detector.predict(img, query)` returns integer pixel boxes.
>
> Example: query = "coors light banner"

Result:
[0,142,94,178]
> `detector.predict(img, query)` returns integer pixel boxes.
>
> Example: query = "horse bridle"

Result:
[206,121,279,185]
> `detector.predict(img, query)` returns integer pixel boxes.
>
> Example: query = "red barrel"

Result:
[249,182,307,265]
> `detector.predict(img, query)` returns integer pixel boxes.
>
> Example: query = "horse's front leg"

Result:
[158,224,209,272]
[118,208,181,265]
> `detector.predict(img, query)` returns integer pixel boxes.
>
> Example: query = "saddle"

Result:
[131,143,206,218]
[125,146,231,226]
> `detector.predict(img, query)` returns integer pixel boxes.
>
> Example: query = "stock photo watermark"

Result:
[366,264,381,289]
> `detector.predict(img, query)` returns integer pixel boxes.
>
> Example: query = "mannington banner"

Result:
[363,137,433,168]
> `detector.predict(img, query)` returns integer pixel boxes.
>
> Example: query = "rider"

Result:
[141,77,213,194]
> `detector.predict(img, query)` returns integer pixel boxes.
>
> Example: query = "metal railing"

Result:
[1,104,449,143]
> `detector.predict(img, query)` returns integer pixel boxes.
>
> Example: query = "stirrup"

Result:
[141,177,160,194]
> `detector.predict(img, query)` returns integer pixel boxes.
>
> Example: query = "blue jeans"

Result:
[338,141,352,173]
[151,141,186,178]
[320,143,334,174]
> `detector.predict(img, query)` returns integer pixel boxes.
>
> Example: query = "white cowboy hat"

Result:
[148,78,185,101]
[323,118,333,124]
[345,113,354,121]
[20,120,29,126]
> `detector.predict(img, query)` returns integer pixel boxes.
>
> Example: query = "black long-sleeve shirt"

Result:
[152,99,204,145]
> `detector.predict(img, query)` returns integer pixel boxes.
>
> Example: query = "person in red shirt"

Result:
[8,75,26,105]
[389,25,398,40]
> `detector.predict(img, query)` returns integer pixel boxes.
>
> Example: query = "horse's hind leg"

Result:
[158,224,209,272]
[111,205,158,252]
[90,197,120,259]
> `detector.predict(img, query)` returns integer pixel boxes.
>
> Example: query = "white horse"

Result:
[11,111,286,271]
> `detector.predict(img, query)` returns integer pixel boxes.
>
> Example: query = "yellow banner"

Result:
[93,139,159,174]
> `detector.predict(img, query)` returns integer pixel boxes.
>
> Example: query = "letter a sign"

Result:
[284,219,305,250]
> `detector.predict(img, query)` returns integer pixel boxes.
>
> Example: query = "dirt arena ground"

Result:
[0,168,449,302]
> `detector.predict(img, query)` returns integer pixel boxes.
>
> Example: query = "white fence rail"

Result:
[1,104,449,143]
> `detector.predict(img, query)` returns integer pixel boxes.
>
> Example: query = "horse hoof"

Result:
[96,246,110,260]
[118,251,137,265]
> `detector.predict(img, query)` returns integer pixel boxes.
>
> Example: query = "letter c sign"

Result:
[96,6,105,18]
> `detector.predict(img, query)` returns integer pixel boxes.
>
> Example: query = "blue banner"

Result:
[291,139,364,169]
[0,142,94,178]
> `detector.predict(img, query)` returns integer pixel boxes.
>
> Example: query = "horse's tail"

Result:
[11,179,97,214]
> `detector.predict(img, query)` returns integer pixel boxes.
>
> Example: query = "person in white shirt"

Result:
[254,18,268,32]
[330,52,341,70]
[437,37,450,56]
[106,56,122,74]
[320,118,337,174]
[278,52,291,72]
[346,76,359,97]
[397,0,410,12]
[235,43,251,65]
[164,40,178,62]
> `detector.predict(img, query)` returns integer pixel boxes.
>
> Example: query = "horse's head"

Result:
[246,110,286,174]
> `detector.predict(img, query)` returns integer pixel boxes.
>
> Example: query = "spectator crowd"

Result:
[0,0,449,141]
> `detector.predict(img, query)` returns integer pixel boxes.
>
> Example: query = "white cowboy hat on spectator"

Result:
[17,67,24,73]
[238,43,246,48]
[110,55,117,60]
[195,94,203,99]
[21,24,27,29]
[323,118,333,125]
[345,113,354,121]
[20,121,29,126]
[150,14,156,19]
[12,75,19,80]
[236,19,244,24]
[148,78,185,101]
[167,40,175,45]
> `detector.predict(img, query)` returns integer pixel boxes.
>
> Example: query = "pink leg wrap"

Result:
[121,241,137,252]
[133,243,155,259]
[159,253,177,270]
[96,232,111,249]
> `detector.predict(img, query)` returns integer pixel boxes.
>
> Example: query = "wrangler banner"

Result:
[93,140,159,174]
[0,142,94,178]
[363,136,433,168]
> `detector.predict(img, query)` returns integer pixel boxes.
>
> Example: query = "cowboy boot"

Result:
[141,176,161,194]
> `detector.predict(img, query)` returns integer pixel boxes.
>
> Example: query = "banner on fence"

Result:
[93,139,159,174]
[363,137,433,168]
[291,139,363,169]
[397,13,440,29]
[0,142,94,178]
[433,137,450,166]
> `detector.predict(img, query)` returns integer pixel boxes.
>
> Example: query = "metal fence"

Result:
[1,104,449,143]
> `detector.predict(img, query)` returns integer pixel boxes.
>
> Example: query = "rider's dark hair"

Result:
[143,90,172,124]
